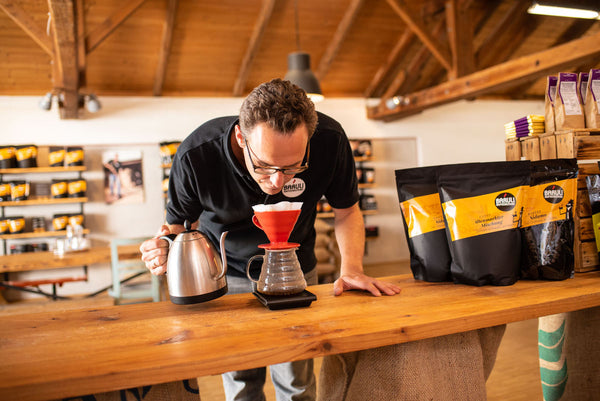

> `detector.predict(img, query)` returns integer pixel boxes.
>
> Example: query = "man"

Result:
[140,78,400,401]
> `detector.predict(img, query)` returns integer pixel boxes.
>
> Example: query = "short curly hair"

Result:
[239,79,318,139]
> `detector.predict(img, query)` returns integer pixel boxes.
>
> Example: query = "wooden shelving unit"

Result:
[0,164,87,255]
[0,197,87,207]
[0,229,90,240]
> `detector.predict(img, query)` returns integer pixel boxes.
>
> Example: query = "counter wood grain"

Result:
[2,272,600,401]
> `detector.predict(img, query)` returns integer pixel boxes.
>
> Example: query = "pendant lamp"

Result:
[284,0,324,102]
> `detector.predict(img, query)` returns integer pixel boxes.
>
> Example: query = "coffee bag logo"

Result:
[543,184,564,204]
[495,192,516,211]
[282,178,306,198]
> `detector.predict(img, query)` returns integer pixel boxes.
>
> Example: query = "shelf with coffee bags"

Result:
[0,229,90,240]
[0,145,88,256]
[0,197,87,207]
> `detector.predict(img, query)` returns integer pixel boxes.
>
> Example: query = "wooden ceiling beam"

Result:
[385,0,452,71]
[86,0,147,54]
[445,0,474,79]
[0,0,54,56]
[368,31,600,121]
[374,18,445,112]
[48,0,79,119]
[509,18,597,97]
[315,0,365,81]
[76,0,86,87]
[233,0,276,96]
[363,29,414,98]
[153,0,178,96]
[475,1,530,69]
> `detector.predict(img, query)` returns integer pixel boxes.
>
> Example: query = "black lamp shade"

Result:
[284,52,323,98]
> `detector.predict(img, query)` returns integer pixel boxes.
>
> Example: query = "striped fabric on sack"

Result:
[538,313,568,401]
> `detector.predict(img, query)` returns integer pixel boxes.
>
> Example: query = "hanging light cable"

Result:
[284,0,324,102]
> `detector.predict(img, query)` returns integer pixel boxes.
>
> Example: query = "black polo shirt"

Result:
[166,112,359,277]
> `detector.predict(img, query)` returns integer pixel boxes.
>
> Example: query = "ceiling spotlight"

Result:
[85,94,102,113]
[385,96,404,110]
[38,92,53,111]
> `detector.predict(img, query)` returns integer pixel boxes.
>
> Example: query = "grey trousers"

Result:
[222,268,318,401]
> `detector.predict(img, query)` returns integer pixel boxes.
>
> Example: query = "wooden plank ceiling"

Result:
[1,0,599,120]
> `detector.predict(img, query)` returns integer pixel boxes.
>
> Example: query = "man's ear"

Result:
[234,125,245,148]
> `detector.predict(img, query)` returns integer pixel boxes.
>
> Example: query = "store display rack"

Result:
[505,128,600,273]
[0,165,87,255]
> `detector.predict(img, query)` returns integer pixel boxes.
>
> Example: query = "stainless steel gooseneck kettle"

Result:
[161,221,228,304]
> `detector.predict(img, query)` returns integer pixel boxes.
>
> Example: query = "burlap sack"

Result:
[317,325,506,401]
[60,379,201,401]
[561,306,600,400]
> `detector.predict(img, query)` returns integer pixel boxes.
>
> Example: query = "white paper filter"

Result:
[252,201,303,212]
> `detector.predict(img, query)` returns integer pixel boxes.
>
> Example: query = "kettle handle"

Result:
[159,233,177,246]
[215,231,228,280]
[246,255,263,284]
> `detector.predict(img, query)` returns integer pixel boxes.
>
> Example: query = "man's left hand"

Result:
[333,273,401,297]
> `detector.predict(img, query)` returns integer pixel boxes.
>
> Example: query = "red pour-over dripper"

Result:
[252,209,301,249]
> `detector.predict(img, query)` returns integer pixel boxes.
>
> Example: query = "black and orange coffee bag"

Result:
[521,159,577,280]
[396,166,452,282]
[437,161,530,286]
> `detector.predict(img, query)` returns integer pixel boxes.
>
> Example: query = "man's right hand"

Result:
[140,225,171,275]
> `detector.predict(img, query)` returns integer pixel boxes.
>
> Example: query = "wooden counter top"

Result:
[0,244,141,273]
[2,271,600,401]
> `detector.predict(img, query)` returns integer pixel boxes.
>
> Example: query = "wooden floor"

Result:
[1,261,543,400]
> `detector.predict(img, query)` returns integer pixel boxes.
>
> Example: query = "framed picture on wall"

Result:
[102,150,144,205]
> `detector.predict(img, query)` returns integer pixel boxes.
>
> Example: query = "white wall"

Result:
[0,95,543,298]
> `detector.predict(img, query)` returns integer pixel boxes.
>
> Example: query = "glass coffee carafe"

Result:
[246,207,307,296]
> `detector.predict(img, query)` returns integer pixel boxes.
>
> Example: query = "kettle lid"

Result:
[174,220,206,242]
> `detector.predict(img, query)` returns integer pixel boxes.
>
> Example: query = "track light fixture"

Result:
[37,90,102,114]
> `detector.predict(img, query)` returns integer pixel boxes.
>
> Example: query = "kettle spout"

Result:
[216,231,228,280]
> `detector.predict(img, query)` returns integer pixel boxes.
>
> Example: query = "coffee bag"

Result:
[521,159,577,280]
[437,161,530,286]
[396,166,452,282]
[584,69,600,129]
[555,72,585,131]
[544,76,557,134]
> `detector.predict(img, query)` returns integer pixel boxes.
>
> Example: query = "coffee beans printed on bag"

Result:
[437,161,530,286]
[396,166,452,282]
[520,159,577,281]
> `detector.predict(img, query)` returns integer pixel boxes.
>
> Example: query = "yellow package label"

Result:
[51,182,67,196]
[0,183,10,196]
[0,147,15,160]
[49,150,66,165]
[9,218,25,233]
[68,180,86,194]
[11,184,29,198]
[16,146,37,161]
[65,150,84,164]
[400,193,446,238]
[53,216,68,230]
[160,143,180,157]
[521,178,577,228]
[592,213,600,253]
[442,185,527,242]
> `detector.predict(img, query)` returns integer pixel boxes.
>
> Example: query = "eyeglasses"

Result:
[243,137,309,175]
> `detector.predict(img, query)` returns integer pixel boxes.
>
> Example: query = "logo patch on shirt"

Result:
[282,178,306,198]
